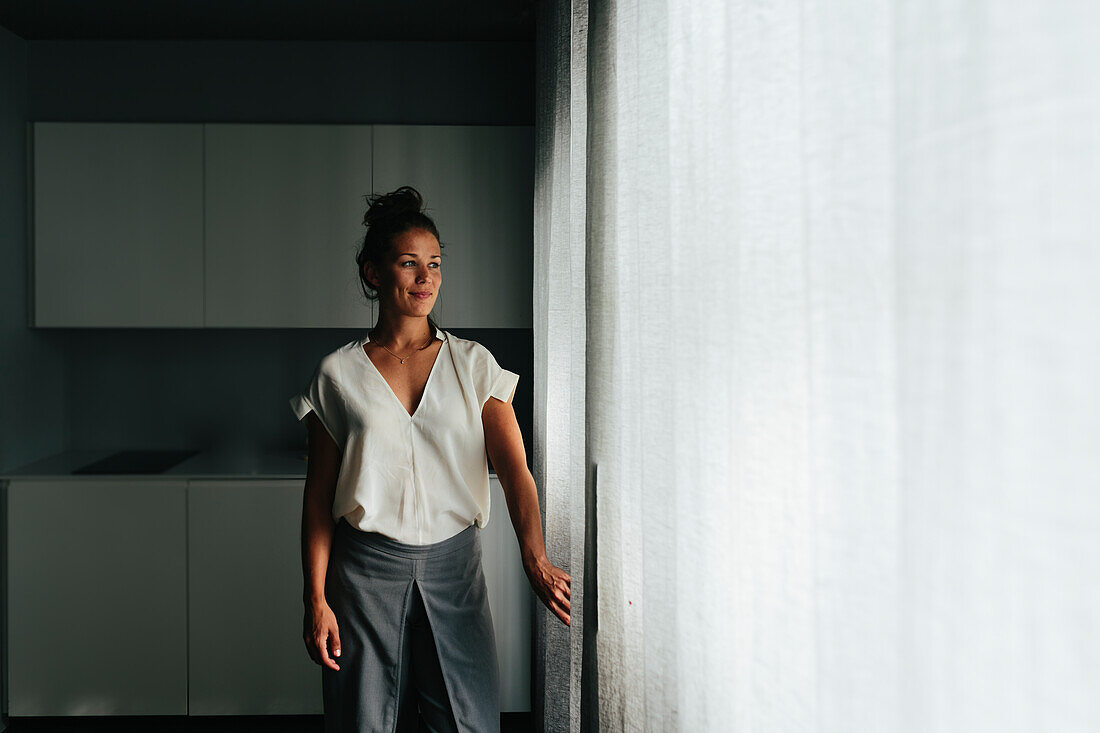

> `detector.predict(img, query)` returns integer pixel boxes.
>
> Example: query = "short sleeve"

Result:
[473,343,520,410]
[289,359,348,450]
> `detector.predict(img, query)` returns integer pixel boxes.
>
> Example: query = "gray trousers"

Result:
[323,517,500,733]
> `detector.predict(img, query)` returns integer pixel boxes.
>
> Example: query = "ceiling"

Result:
[0,0,536,41]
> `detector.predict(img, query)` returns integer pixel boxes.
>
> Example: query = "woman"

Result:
[291,185,570,733]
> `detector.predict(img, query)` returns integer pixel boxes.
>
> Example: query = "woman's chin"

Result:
[397,303,435,317]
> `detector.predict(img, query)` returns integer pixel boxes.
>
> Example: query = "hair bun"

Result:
[363,185,425,227]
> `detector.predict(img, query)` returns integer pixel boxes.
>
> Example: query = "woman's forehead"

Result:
[391,228,441,254]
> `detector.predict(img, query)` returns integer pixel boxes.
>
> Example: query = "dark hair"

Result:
[356,185,444,329]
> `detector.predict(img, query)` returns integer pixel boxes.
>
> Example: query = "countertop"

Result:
[1,448,500,481]
[0,448,309,480]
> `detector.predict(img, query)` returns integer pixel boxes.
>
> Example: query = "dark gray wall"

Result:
[61,327,533,465]
[28,40,534,124]
[0,22,36,732]
[0,27,67,475]
[8,38,534,463]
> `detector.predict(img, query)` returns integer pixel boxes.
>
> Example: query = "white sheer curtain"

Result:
[534,0,1100,730]
[534,0,589,730]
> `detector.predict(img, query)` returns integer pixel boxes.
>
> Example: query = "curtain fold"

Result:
[535,0,1100,730]
[534,0,589,730]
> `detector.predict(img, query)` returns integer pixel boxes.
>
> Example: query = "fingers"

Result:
[321,625,341,669]
[543,580,571,626]
[304,635,335,669]
[543,589,569,626]
[530,563,573,626]
[327,629,342,669]
[553,570,571,609]
[554,599,571,626]
[304,617,342,671]
[547,576,570,612]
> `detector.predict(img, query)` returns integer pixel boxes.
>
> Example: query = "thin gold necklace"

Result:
[369,328,434,365]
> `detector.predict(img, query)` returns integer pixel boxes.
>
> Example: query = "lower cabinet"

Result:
[187,476,533,714]
[6,479,189,715]
[5,475,532,716]
[187,479,319,714]
[481,476,534,713]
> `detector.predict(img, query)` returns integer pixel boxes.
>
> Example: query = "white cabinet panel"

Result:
[2,475,530,717]
[30,123,532,329]
[373,125,534,328]
[203,124,375,328]
[32,122,204,327]
[485,475,534,712]
[187,479,320,714]
[6,479,188,715]
[187,477,531,714]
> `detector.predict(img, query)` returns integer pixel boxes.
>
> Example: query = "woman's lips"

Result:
[412,292,431,300]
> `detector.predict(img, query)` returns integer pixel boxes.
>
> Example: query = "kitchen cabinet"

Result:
[203,124,375,328]
[29,122,533,329]
[187,478,320,714]
[481,475,534,712]
[31,122,205,327]
[5,479,189,715]
[187,475,532,714]
[371,124,534,328]
[3,468,530,717]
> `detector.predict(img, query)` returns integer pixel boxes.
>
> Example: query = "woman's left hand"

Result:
[525,556,571,626]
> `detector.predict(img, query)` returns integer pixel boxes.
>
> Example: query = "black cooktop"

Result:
[71,449,201,475]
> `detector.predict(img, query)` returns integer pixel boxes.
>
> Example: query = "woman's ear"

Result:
[363,261,379,289]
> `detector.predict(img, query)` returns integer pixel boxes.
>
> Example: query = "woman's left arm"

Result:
[483,395,571,626]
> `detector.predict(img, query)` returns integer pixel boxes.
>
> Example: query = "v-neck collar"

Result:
[358,326,448,420]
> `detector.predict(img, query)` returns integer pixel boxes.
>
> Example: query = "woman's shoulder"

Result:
[313,338,363,379]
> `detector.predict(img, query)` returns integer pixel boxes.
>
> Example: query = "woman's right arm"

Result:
[301,410,343,670]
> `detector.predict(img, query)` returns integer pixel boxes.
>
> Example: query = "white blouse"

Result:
[289,326,520,545]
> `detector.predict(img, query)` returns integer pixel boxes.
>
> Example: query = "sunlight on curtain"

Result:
[534,1,590,731]
[535,0,1100,730]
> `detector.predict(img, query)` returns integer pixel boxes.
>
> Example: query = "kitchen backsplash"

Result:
[53,326,533,463]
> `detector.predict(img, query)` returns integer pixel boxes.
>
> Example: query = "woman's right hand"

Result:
[304,599,342,671]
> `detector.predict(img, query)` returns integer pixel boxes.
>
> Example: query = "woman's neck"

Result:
[369,316,434,350]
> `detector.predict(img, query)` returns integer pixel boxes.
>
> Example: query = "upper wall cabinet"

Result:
[204,124,374,328]
[30,122,533,328]
[32,122,205,327]
[373,125,534,329]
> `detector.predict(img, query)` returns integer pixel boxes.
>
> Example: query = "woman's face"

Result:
[365,227,442,317]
